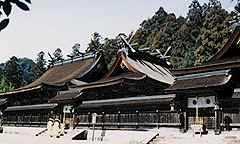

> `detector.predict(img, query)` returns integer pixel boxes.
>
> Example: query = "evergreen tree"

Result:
[129,0,235,68]
[187,0,203,27]
[195,0,231,65]
[171,22,196,68]
[33,51,46,78]
[71,43,82,57]
[0,76,14,93]
[86,32,102,52]
[101,38,120,68]
[4,56,23,88]
[53,48,64,62]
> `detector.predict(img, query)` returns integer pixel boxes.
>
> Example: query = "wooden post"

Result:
[196,97,198,124]
[136,110,139,129]
[184,110,189,131]
[214,104,221,135]
[117,111,121,128]
[156,109,159,129]
[220,109,224,131]
[88,112,91,128]
[30,114,32,126]
[91,113,97,141]
[101,112,105,130]
[15,114,17,126]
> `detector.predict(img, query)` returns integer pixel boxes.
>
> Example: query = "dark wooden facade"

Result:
[50,44,178,128]
[0,53,107,126]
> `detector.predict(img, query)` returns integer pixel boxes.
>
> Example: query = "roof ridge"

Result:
[53,52,96,67]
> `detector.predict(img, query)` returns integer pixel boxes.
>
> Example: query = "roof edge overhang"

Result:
[77,73,146,91]
[4,103,58,112]
[208,26,240,62]
[75,54,106,80]
[0,85,42,97]
[172,60,240,76]
[78,94,175,109]
[166,74,232,92]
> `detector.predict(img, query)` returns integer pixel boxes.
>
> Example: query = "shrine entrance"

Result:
[187,96,221,133]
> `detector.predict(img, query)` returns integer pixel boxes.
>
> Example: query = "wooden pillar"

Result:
[15,113,17,126]
[156,109,159,129]
[22,113,24,126]
[101,112,105,130]
[30,113,32,126]
[88,112,91,128]
[184,110,189,131]
[136,110,139,129]
[117,111,121,128]
[220,109,224,131]
[214,104,221,135]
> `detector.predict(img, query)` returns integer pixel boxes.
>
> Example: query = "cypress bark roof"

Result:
[70,51,175,90]
[50,50,175,103]
[0,53,107,96]
[167,70,231,91]
[23,56,95,88]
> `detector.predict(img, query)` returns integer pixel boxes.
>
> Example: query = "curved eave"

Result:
[76,73,146,91]
[0,85,42,97]
[166,74,232,92]
[78,94,175,110]
[18,54,97,90]
[209,28,240,62]
[172,60,240,76]
[124,56,175,85]
[103,52,175,85]
[75,54,107,82]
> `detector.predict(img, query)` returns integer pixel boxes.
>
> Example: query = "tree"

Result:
[33,51,46,78]
[195,0,231,65]
[0,76,14,93]
[53,48,64,62]
[0,0,31,31]
[71,43,82,57]
[86,32,120,68]
[234,0,240,13]
[101,38,120,68]
[187,0,203,27]
[86,32,102,52]
[129,0,236,68]
[4,56,23,88]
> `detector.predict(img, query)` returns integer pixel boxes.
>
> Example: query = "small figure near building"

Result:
[53,119,61,138]
[0,111,3,133]
[179,111,185,132]
[47,117,54,137]
[224,116,232,131]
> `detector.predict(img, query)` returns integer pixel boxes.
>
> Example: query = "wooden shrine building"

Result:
[0,53,107,126]
[49,39,176,128]
[167,25,240,133]
[2,26,240,133]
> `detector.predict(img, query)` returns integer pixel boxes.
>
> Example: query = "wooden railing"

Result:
[77,122,180,128]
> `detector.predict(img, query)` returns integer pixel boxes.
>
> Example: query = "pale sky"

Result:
[0,0,237,63]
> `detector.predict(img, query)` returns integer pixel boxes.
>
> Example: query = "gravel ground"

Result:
[1,127,240,144]
[152,128,240,144]
[0,126,156,144]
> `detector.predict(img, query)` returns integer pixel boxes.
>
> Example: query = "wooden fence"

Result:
[75,111,180,128]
